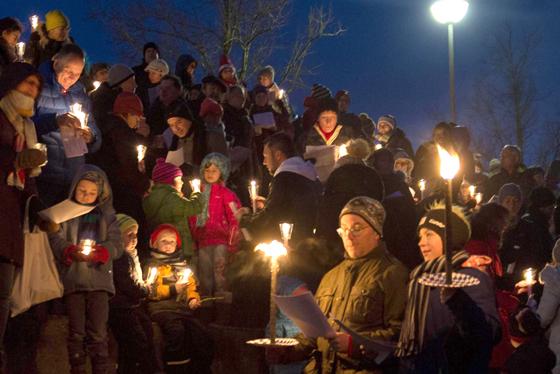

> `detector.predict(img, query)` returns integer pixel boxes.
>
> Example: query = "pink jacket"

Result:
[189,183,241,252]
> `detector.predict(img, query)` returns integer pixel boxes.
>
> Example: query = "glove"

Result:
[16,148,47,169]
[63,245,88,266]
[89,245,110,264]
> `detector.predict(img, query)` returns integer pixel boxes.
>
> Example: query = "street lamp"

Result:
[430,0,469,123]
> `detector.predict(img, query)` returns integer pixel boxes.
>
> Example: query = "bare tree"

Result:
[467,24,541,160]
[536,119,560,168]
[89,0,345,91]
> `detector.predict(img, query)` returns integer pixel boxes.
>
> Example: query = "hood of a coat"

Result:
[274,156,318,181]
[175,54,196,77]
[68,164,113,208]
[199,152,231,182]
[540,264,560,287]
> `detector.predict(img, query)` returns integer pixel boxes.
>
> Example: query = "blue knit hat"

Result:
[200,152,231,182]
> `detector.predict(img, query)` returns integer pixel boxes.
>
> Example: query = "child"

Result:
[48,165,122,374]
[145,224,214,374]
[143,158,203,261]
[109,214,160,374]
[189,153,241,298]
[199,97,228,157]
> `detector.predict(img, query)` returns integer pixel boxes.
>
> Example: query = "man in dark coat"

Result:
[484,145,529,201]
[246,132,321,245]
[146,75,187,137]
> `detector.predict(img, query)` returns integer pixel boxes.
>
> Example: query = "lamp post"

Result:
[430,0,469,123]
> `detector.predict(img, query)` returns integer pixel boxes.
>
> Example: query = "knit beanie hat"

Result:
[108,64,134,88]
[116,214,138,234]
[149,223,181,249]
[199,97,223,118]
[218,54,236,74]
[145,59,169,76]
[497,183,522,204]
[113,92,144,116]
[528,186,556,209]
[0,62,42,100]
[334,90,349,101]
[152,158,182,185]
[166,102,194,122]
[417,203,471,252]
[340,196,386,236]
[200,152,231,181]
[45,10,69,31]
[377,115,396,130]
[311,83,332,100]
[393,148,414,170]
[258,65,275,81]
[317,97,338,116]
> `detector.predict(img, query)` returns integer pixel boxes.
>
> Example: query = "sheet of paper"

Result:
[304,145,337,183]
[333,319,396,364]
[252,111,276,129]
[165,147,185,166]
[273,292,335,339]
[60,127,88,158]
[38,199,95,224]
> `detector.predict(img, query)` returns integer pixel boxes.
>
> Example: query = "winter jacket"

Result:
[89,82,120,132]
[248,157,321,244]
[504,336,556,374]
[537,264,560,374]
[33,62,101,189]
[385,128,414,160]
[189,183,241,252]
[305,124,356,147]
[293,245,409,373]
[161,122,211,167]
[484,167,530,202]
[0,39,16,77]
[400,267,501,374]
[175,54,196,89]
[24,26,74,68]
[48,165,123,295]
[146,97,187,137]
[144,254,200,317]
[142,184,203,259]
[110,249,148,309]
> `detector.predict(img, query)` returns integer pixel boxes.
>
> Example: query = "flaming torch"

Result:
[255,240,288,344]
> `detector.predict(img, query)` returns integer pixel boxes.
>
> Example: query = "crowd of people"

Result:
[2,9,560,374]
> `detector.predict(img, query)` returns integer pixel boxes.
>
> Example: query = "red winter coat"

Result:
[189,183,241,252]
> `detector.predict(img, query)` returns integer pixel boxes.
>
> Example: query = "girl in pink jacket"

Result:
[189,152,241,297]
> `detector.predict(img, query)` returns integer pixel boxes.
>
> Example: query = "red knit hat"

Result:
[151,158,183,185]
[113,92,144,116]
[218,54,236,74]
[150,223,181,249]
[199,97,223,118]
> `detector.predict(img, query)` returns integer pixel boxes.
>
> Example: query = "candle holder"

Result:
[523,268,536,297]
[418,179,426,201]
[279,222,294,249]
[190,178,201,193]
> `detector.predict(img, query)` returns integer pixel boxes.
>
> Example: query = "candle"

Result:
[418,179,426,201]
[523,268,536,297]
[16,42,25,61]
[374,144,383,151]
[146,267,158,285]
[136,144,147,162]
[468,185,476,199]
[92,81,101,90]
[278,89,285,99]
[30,15,39,31]
[279,222,294,249]
[249,180,258,213]
[190,178,201,193]
[437,144,460,285]
[80,239,95,256]
[475,192,483,205]
[70,103,87,129]
[255,240,288,344]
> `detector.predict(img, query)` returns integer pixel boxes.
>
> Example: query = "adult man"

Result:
[34,44,101,206]
[484,145,529,200]
[374,115,414,161]
[247,132,321,245]
[146,75,186,136]
[269,197,409,373]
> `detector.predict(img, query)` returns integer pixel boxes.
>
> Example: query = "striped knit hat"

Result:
[311,83,332,100]
[151,158,182,185]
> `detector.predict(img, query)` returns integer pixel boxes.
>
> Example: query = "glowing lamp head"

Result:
[430,0,469,24]
[437,144,460,180]
[255,240,288,259]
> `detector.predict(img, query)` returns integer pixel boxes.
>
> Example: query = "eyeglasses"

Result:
[337,225,369,238]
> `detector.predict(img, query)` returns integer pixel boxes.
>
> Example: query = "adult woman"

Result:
[396,203,501,373]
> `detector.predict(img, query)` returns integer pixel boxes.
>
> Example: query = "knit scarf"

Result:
[196,182,213,227]
[150,249,185,266]
[395,250,470,358]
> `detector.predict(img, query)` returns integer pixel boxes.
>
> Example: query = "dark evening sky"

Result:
[3,0,560,160]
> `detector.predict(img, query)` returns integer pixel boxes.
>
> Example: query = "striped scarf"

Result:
[395,250,470,357]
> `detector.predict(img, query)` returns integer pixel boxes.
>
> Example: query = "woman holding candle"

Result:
[188,153,241,298]
[396,203,501,373]
[48,164,122,374]
[144,223,213,374]
[0,17,23,76]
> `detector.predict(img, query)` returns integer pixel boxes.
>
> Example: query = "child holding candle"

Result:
[144,224,214,373]
[188,153,241,298]
[48,164,122,374]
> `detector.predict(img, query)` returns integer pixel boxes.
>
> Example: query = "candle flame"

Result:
[475,192,482,205]
[338,144,348,159]
[418,179,426,192]
[16,42,25,59]
[92,81,101,90]
[147,267,158,284]
[136,144,147,162]
[279,223,294,241]
[278,89,285,99]
[255,240,288,259]
[249,180,258,198]
[523,268,535,284]
[70,103,86,128]
[30,15,39,30]
[80,239,95,256]
[190,178,201,193]
[436,144,460,180]
[468,185,476,198]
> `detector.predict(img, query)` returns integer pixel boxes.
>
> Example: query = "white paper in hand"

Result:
[165,147,185,166]
[273,292,335,339]
[60,127,88,158]
[38,199,95,224]
[252,112,276,129]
